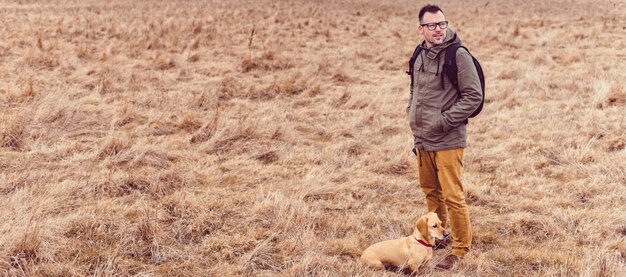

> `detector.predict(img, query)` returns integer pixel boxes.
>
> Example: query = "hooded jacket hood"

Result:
[420,28,461,59]
[414,29,462,78]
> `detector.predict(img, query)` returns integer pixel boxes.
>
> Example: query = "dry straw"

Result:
[0,0,624,276]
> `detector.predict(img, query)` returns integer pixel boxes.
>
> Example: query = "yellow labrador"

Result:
[360,212,446,272]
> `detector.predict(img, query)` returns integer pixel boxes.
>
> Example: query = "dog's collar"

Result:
[414,236,433,248]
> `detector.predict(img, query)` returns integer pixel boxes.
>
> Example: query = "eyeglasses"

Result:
[420,21,448,31]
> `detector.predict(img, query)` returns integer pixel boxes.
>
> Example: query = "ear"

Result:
[427,212,438,220]
[416,216,430,239]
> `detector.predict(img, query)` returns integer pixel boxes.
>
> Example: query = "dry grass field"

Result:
[0,0,625,276]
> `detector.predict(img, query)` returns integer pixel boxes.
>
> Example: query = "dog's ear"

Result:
[416,216,430,240]
[427,212,438,219]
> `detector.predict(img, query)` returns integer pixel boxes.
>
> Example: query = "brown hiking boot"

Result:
[436,254,460,270]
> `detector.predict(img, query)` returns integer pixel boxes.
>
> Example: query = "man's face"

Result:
[419,11,447,48]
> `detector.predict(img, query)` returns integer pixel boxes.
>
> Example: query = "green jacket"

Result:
[407,28,482,151]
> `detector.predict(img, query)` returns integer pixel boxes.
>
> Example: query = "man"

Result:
[406,4,482,270]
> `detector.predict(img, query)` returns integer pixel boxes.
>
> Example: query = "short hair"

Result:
[418,5,444,23]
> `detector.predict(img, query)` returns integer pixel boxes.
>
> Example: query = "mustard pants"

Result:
[417,148,472,257]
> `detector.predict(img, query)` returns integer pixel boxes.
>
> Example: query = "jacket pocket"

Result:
[435,113,448,134]
[424,110,444,136]
[439,114,452,133]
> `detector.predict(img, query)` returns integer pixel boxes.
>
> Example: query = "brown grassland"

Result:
[0,0,625,276]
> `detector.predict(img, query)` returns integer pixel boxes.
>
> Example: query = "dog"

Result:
[360,212,446,272]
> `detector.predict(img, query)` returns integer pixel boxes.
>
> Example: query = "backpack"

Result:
[406,42,485,123]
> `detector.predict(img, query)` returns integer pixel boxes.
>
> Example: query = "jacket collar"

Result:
[419,29,460,59]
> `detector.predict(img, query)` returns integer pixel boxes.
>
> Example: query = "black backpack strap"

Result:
[407,45,422,92]
[442,43,462,91]
[442,43,471,124]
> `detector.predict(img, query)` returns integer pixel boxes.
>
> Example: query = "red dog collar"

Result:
[414,236,433,248]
